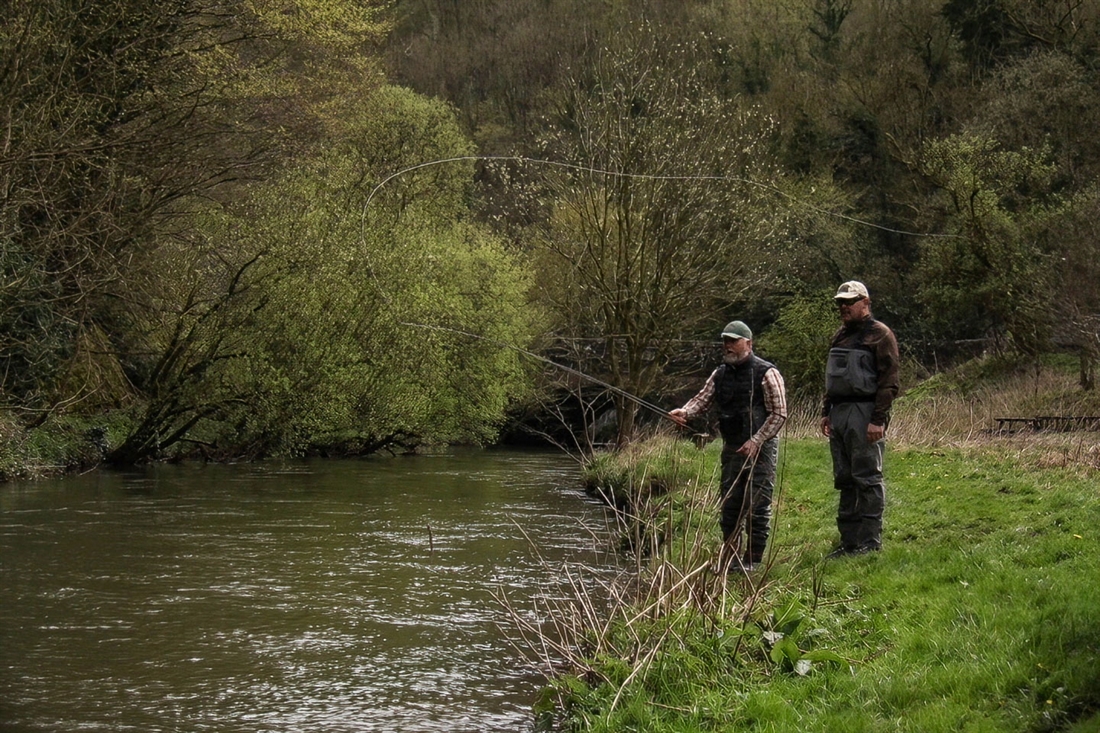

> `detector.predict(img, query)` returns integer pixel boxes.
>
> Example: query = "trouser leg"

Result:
[830,425,860,549]
[719,446,748,554]
[830,403,886,550]
[720,440,777,563]
[743,439,777,563]
[850,436,885,549]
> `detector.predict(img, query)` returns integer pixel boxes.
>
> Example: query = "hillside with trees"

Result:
[3,0,1100,474]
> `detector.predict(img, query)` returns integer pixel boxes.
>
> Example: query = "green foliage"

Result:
[808,0,854,61]
[941,0,1097,67]
[0,409,131,481]
[0,0,201,408]
[916,133,1060,351]
[899,353,1077,402]
[756,291,838,400]
[10,0,1100,469]
[388,0,1100,441]
[0,0,390,424]
[0,236,74,403]
[530,23,789,442]
[1035,187,1100,388]
[191,84,536,457]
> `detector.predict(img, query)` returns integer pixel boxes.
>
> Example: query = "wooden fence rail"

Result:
[994,416,1100,433]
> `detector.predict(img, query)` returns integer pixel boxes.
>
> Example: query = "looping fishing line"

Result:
[364,156,808,576]
[358,153,945,426]
[361,154,961,240]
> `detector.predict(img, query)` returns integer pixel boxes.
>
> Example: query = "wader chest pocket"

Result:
[826,348,877,398]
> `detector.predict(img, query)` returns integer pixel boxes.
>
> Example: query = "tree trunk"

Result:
[615,397,637,448]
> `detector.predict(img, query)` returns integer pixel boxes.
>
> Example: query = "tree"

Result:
[809,0,854,62]
[127,85,538,460]
[0,0,391,422]
[942,0,1100,68]
[1038,189,1100,390]
[529,25,788,445]
[1,0,243,413]
[756,290,839,400]
[386,0,702,139]
[915,133,1058,352]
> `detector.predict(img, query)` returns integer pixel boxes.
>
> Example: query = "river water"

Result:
[0,449,619,732]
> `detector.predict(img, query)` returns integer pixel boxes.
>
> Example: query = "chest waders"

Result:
[826,319,885,553]
[715,356,778,568]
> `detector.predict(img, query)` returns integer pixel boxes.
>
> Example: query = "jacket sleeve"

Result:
[871,325,900,426]
[752,368,787,444]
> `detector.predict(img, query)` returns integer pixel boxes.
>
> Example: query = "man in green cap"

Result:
[820,281,900,557]
[670,320,787,572]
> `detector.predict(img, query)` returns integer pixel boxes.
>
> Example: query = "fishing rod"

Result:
[400,321,680,423]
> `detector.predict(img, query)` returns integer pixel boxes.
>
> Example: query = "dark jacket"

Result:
[821,317,900,426]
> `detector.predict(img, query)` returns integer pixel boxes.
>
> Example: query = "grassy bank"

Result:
[532,361,1100,732]
[0,411,128,482]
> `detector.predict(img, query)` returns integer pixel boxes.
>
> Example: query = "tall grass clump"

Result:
[505,434,855,731]
[784,353,1100,476]
[891,354,1100,445]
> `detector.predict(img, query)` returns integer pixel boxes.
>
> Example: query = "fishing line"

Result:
[365,152,934,427]
[362,154,961,240]
[399,320,677,422]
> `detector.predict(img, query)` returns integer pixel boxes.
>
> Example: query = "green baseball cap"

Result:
[720,320,752,340]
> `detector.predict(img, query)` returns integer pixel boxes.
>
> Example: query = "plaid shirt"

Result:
[678,361,787,444]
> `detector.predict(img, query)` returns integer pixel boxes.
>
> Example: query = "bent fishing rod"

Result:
[399,320,682,424]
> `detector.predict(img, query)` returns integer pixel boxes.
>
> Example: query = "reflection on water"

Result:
[0,449,618,732]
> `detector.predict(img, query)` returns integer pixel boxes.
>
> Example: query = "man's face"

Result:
[836,297,870,325]
[722,336,752,364]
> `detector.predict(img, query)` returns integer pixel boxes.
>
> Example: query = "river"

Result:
[0,449,619,732]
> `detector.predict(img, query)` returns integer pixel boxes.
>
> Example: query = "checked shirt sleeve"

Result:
[752,368,788,445]
[677,368,720,419]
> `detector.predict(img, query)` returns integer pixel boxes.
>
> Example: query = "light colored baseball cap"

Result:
[834,281,869,301]
[720,320,752,340]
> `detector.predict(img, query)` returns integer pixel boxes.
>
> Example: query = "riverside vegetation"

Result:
[6,2,1100,729]
[6,1,1100,475]
[515,357,1100,732]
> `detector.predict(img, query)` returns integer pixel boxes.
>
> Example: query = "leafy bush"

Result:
[756,290,837,400]
[196,86,538,457]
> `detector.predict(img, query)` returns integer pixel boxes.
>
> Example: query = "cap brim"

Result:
[721,333,747,339]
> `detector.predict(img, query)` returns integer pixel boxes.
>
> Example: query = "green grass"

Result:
[544,436,1100,732]
[0,410,127,481]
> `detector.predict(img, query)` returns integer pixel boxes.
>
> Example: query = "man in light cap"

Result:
[670,320,787,572]
[820,281,899,557]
